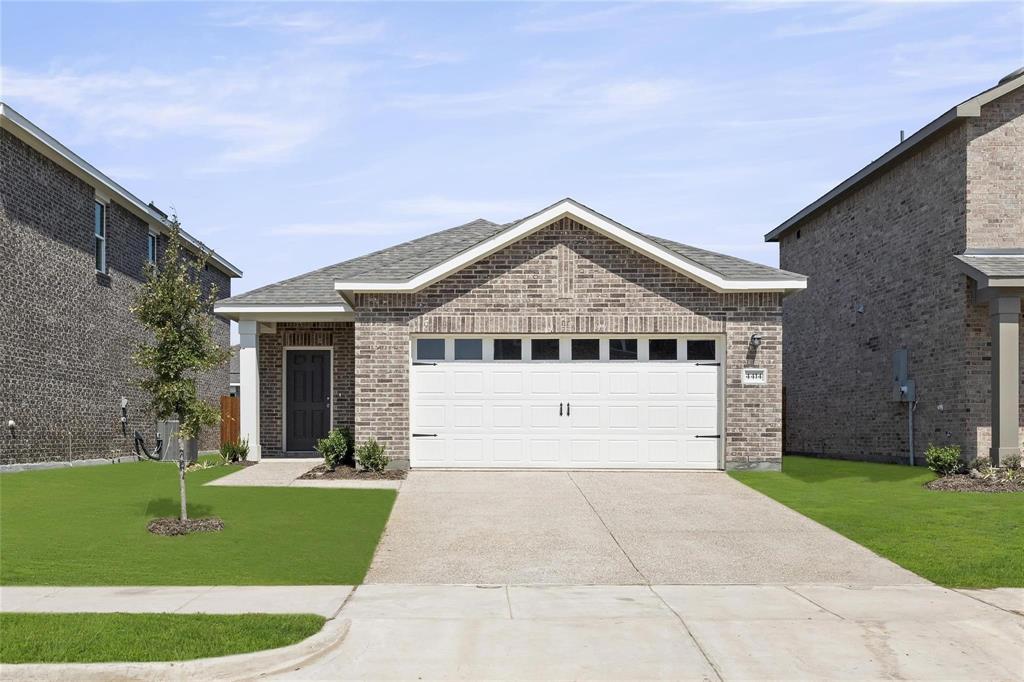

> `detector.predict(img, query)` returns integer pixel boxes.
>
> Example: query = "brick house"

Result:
[766,69,1023,465]
[0,104,242,464]
[216,199,806,470]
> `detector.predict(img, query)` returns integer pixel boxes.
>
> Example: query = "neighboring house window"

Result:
[94,201,107,273]
[146,231,158,265]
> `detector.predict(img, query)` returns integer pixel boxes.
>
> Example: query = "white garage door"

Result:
[410,336,722,470]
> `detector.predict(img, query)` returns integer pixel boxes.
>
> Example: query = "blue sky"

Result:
[3,1,1022,308]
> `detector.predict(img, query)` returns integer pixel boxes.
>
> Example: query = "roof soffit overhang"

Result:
[335,199,807,299]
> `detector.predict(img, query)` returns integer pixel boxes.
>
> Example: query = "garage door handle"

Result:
[412,433,438,438]
[559,402,563,416]
[695,434,721,439]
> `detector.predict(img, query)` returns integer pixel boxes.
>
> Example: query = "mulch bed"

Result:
[147,517,225,536]
[299,464,407,481]
[926,475,1024,493]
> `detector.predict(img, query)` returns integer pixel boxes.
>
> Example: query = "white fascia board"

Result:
[0,102,242,278]
[214,304,353,322]
[335,200,806,295]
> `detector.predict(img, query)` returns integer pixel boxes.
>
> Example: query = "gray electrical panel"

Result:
[892,349,916,402]
[155,420,198,462]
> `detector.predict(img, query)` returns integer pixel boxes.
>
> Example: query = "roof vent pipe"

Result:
[998,66,1024,85]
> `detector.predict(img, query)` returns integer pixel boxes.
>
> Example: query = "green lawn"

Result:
[731,456,1024,588]
[0,461,395,585]
[0,612,325,663]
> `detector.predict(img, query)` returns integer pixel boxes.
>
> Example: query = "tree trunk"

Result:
[178,436,188,522]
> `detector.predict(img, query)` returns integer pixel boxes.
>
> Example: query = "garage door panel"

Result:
[413,404,446,429]
[492,372,523,394]
[568,404,601,429]
[411,349,721,470]
[608,405,639,429]
[570,439,601,464]
[530,371,561,394]
[454,405,484,428]
[530,439,561,463]
[454,371,484,395]
[492,405,523,428]
[492,438,523,463]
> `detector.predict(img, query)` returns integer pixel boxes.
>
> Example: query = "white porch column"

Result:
[238,320,262,461]
[990,295,1021,466]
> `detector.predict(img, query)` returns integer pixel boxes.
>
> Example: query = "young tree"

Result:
[133,219,229,521]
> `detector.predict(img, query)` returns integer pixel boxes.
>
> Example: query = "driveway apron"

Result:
[366,471,925,585]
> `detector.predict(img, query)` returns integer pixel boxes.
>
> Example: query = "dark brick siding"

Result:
[0,130,233,464]
[779,87,1022,462]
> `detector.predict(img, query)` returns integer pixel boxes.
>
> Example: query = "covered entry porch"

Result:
[957,252,1024,465]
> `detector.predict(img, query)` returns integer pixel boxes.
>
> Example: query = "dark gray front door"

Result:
[286,350,330,452]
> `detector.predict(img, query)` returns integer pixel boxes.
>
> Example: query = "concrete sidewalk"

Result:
[0,585,352,618]
[2,584,1021,680]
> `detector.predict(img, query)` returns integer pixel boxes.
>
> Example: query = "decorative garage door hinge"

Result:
[412,433,438,438]
[694,434,722,439]
[695,362,721,366]
[413,361,438,366]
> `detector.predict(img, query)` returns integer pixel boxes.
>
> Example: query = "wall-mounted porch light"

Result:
[750,333,763,349]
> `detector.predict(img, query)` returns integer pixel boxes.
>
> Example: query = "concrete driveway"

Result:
[367,471,924,585]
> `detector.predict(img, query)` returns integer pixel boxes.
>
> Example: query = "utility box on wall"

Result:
[892,349,916,402]
[155,420,198,463]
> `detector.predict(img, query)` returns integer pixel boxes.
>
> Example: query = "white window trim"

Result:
[146,229,159,265]
[281,346,334,453]
[93,197,108,274]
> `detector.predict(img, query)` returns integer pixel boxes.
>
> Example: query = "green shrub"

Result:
[356,438,389,473]
[925,444,963,476]
[1003,453,1021,471]
[218,439,249,464]
[316,429,350,470]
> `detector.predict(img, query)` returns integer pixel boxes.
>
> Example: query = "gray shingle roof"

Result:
[221,207,803,307]
[956,253,1024,278]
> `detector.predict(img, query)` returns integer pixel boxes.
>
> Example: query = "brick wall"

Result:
[354,218,783,469]
[258,322,354,455]
[0,130,232,464]
[778,87,1022,463]
[965,87,1024,248]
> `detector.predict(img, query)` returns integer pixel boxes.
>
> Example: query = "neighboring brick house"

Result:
[216,198,805,470]
[766,69,1023,465]
[0,103,242,464]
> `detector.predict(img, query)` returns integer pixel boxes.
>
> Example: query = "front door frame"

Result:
[282,345,334,453]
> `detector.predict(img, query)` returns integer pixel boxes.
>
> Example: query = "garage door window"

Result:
[571,338,600,360]
[648,339,678,361]
[531,338,560,361]
[454,338,483,360]
[416,338,445,361]
[609,339,638,360]
[493,338,522,360]
[686,339,716,361]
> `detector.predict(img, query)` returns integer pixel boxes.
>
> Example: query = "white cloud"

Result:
[270,220,427,236]
[1,57,355,172]
[772,4,921,38]
[516,4,642,34]
[388,196,526,220]
[210,8,386,46]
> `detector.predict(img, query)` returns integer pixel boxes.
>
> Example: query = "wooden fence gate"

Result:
[220,396,240,446]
